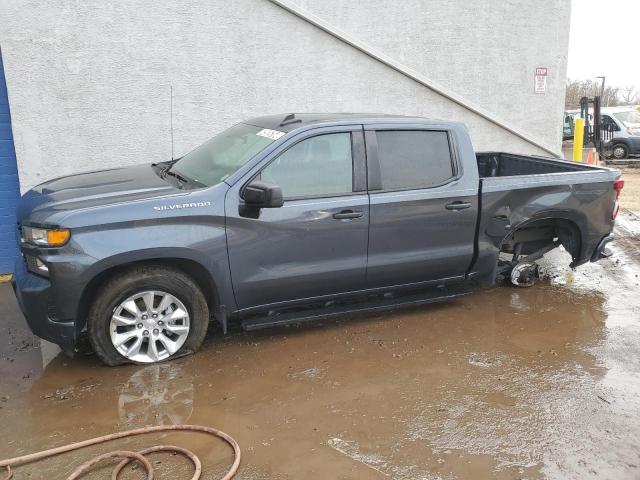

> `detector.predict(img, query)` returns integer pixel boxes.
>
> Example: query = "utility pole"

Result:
[596,76,607,106]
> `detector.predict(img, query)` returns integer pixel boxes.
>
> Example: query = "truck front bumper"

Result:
[11,257,76,352]
[591,234,614,261]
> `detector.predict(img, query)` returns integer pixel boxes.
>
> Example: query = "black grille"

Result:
[47,297,59,320]
[25,254,39,272]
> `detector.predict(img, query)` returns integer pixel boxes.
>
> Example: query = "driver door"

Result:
[224,126,369,311]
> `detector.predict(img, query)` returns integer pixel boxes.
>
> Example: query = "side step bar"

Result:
[241,284,471,331]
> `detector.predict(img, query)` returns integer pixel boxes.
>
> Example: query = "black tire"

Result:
[87,265,209,366]
[612,143,629,160]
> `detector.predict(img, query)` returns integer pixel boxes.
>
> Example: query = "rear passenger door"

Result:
[365,126,477,289]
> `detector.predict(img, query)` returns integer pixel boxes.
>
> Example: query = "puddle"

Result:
[1,212,640,479]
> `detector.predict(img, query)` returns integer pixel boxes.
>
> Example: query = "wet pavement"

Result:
[616,169,640,212]
[1,212,640,479]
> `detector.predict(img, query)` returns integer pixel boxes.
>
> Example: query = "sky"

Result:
[568,0,640,90]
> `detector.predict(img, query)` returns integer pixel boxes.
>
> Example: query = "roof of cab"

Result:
[243,113,450,133]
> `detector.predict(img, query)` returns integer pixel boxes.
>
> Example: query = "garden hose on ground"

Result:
[0,424,241,480]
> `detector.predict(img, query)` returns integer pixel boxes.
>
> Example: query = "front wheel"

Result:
[612,143,629,160]
[87,265,209,366]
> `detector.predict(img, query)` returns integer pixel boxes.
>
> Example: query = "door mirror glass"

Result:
[242,180,284,208]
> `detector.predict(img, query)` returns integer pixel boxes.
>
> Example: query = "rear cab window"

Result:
[369,130,456,191]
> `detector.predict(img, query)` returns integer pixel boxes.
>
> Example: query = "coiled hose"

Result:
[0,424,240,480]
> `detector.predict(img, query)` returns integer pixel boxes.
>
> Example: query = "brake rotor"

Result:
[510,262,540,287]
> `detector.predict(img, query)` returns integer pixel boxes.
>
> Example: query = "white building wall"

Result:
[0,0,571,192]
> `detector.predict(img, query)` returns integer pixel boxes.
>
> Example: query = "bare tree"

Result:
[620,85,639,105]
[565,78,627,109]
[565,79,586,109]
[602,86,621,107]
[565,79,600,109]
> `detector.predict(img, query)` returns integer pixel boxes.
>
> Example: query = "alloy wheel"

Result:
[613,146,626,159]
[109,290,190,363]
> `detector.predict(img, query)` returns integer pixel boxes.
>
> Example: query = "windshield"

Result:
[170,123,280,187]
[613,110,640,126]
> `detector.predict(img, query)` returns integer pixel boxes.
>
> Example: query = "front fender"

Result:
[43,215,236,337]
[72,244,235,332]
[85,214,232,283]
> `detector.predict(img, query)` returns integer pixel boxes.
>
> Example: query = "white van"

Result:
[600,107,640,159]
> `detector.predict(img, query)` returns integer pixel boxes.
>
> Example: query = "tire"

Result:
[612,143,629,160]
[87,265,209,366]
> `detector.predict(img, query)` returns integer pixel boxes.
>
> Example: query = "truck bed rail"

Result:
[477,152,619,192]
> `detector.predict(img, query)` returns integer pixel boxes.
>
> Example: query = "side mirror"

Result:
[242,180,284,208]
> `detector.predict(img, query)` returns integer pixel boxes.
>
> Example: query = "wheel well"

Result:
[76,258,219,331]
[612,140,629,147]
[500,218,582,264]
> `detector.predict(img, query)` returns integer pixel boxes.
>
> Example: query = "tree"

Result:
[565,78,631,109]
[602,86,621,107]
[620,85,639,105]
[565,79,587,109]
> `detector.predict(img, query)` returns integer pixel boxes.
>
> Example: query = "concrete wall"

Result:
[0,0,571,192]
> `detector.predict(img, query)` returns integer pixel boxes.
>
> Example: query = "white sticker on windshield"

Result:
[256,128,285,140]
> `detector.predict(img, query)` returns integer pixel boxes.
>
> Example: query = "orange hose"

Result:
[0,424,240,480]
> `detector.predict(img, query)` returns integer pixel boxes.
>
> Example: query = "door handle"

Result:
[333,210,364,220]
[445,201,472,211]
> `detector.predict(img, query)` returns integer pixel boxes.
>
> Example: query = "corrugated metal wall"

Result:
[0,50,20,273]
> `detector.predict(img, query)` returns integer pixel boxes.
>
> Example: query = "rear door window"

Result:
[375,130,454,191]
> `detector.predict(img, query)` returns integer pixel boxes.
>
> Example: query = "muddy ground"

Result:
[618,168,640,211]
[1,212,640,479]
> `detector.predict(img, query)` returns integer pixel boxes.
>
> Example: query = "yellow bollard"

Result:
[573,118,585,162]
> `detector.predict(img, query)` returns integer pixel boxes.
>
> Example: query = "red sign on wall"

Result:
[535,67,548,94]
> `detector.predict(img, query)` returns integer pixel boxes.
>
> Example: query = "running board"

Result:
[241,284,471,331]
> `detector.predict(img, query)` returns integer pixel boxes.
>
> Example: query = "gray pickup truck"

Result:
[12,114,623,365]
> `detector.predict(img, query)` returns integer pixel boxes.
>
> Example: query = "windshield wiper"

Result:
[154,159,206,189]
[160,166,207,189]
[158,159,178,176]
[162,169,189,188]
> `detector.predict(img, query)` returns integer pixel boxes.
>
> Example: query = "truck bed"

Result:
[469,151,620,286]
[476,151,618,193]
[477,152,600,178]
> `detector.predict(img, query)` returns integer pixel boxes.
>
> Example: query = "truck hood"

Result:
[18,164,181,225]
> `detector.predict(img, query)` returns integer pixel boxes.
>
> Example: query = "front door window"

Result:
[260,133,353,199]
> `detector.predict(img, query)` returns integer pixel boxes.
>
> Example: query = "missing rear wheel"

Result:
[510,262,540,287]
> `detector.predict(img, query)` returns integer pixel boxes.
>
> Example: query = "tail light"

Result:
[612,179,624,220]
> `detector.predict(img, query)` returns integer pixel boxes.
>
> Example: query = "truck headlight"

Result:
[22,226,70,246]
